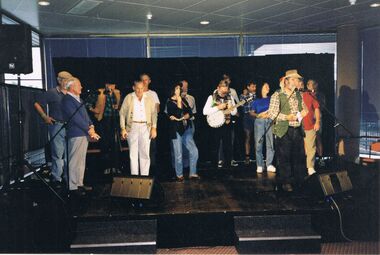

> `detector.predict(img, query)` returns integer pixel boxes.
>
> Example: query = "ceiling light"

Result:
[370,3,380,7]
[349,0,356,5]
[147,13,153,20]
[38,0,50,6]
[200,20,210,25]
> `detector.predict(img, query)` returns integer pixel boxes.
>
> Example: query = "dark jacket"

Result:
[62,94,93,139]
[166,97,193,139]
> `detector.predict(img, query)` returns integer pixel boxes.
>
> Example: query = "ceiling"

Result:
[1,0,380,36]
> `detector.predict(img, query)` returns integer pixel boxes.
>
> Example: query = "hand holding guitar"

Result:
[217,103,227,110]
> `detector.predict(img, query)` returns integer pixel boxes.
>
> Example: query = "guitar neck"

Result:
[222,100,246,114]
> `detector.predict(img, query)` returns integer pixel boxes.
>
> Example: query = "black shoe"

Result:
[51,180,62,189]
[70,189,86,197]
[176,176,184,182]
[78,185,93,192]
[282,184,293,192]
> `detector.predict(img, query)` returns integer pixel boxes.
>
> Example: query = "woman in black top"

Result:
[166,82,199,181]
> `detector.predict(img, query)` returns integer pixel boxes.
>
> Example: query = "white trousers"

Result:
[68,136,89,190]
[127,123,151,176]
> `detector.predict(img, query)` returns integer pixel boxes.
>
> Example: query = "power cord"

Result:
[326,196,353,242]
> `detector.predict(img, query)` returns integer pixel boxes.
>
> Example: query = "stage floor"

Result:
[72,166,330,219]
[1,162,378,251]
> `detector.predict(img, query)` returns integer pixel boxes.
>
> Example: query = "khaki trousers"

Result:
[304,129,317,169]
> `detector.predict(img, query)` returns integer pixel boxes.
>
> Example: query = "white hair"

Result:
[65,77,78,90]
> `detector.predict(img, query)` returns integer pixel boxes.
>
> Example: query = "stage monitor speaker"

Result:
[111,176,154,199]
[0,24,33,74]
[304,170,353,197]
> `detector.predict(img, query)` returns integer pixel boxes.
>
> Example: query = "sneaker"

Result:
[217,160,223,168]
[308,168,316,176]
[176,176,184,182]
[256,166,263,173]
[230,160,238,167]
[267,165,276,173]
[189,174,200,180]
[244,158,250,166]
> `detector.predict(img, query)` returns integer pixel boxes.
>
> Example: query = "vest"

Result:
[93,88,121,121]
[273,90,303,138]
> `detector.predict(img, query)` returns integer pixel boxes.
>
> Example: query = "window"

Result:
[150,36,239,58]
[244,33,337,80]
[4,47,43,88]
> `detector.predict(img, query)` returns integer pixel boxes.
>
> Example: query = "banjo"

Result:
[207,97,254,128]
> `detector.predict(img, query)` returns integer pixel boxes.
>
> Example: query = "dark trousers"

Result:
[214,123,232,166]
[275,127,306,185]
[100,116,120,169]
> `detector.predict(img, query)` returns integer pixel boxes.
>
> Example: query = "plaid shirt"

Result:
[103,92,118,117]
[240,92,256,114]
[268,90,307,127]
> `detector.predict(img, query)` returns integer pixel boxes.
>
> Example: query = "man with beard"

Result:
[267,70,308,192]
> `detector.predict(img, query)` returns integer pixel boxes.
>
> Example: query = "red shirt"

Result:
[302,92,320,131]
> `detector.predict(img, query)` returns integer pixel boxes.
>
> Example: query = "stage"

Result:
[73,166,329,218]
[0,161,378,253]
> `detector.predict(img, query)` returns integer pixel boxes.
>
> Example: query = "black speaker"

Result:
[0,24,33,74]
[111,176,154,199]
[303,170,353,198]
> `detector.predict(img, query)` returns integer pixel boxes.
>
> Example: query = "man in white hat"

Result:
[267,69,308,192]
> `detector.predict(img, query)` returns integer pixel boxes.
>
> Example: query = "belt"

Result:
[288,126,301,129]
[132,121,147,124]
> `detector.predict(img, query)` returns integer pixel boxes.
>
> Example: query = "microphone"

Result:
[296,88,312,93]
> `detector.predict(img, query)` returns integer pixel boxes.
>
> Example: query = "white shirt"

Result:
[203,95,237,116]
[229,87,239,103]
[145,90,160,105]
[132,93,147,122]
[184,94,196,114]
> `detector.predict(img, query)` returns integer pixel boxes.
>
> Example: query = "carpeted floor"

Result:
[157,241,379,254]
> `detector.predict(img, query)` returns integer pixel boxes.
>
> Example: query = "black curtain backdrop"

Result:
[53,54,335,176]
[0,84,48,185]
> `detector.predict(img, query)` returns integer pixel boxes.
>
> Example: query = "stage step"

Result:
[234,214,321,254]
[70,219,157,254]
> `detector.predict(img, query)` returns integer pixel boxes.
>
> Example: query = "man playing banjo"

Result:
[203,80,237,168]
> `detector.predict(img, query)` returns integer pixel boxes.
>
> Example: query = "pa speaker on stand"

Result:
[0,24,33,74]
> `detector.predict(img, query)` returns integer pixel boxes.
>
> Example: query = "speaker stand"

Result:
[16,74,25,181]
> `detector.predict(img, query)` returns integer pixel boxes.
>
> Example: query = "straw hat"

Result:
[284,69,302,79]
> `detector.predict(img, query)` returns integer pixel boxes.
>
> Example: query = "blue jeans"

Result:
[48,123,66,182]
[254,118,274,167]
[171,122,195,168]
[171,128,199,177]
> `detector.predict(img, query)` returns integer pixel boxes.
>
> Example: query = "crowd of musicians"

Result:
[34,69,325,195]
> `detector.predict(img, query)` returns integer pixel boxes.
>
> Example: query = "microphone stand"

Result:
[305,90,354,138]
[26,93,94,203]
